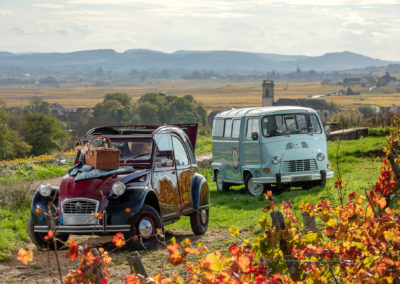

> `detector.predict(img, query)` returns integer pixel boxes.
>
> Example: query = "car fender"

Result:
[106,186,159,225]
[30,190,58,226]
[190,173,210,210]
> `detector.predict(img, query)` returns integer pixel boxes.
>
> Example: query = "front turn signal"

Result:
[327,163,331,169]
[36,208,42,215]
[125,208,131,214]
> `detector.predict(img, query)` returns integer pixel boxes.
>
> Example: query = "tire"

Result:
[126,205,164,251]
[215,170,230,191]
[245,175,265,197]
[190,208,209,235]
[27,215,69,250]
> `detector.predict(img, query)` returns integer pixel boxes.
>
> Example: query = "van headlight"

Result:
[317,152,325,161]
[39,184,53,197]
[112,182,126,196]
[272,155,281,164]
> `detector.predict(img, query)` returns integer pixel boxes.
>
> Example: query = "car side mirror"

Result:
[161,159,174,167]
[251,132,259,140]
[324,125,331,135]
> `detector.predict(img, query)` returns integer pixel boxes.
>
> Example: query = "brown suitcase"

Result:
[84,135,120,170]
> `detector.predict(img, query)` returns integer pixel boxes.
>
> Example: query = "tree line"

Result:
[0,93,207,160]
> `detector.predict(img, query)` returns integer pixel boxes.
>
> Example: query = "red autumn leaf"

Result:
[112,232,126,248]
[67,238,78,261]
[263,202,276,213]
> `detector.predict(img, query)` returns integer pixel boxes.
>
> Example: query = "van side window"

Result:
[212,119,224,137]
[224,119,232,137]
[231,120,241,138]
[310,114,322,133]
[246,118,259,139]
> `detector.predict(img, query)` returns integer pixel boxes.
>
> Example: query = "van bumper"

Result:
[252,170,334,184]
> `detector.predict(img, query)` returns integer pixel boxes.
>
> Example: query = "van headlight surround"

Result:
[112,182,126,196]
[39,184,53,197]
[272,155,281,164]
[317,152,325,161]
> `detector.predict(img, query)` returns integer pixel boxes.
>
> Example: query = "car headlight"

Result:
[112,181,126,196]
[272,155,281,164]
[317,152,325,161]
[39,184,53,197]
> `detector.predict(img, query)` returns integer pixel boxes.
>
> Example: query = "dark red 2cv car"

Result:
[28,124,210,250]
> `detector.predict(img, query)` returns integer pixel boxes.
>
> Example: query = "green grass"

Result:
[0,206,30,260]
[0,161,71,183]
[195,136,212,155]
[169,135,387,232]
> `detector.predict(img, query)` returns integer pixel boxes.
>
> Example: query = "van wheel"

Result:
[245,175,265,196]
[216,170,230,191]
[126,205,164,250]
[190,208,209,235]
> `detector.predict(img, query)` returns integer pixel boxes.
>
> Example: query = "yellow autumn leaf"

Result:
[384,231,395,242]
[326,218,337,227]
[228,225,240,237]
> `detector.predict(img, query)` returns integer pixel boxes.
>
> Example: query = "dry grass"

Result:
[1,80,400,110]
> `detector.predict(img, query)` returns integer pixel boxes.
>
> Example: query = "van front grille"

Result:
[282,159,318,173]
[63,199,98,214]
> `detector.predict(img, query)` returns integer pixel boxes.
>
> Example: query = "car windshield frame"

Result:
[262,113,322,137]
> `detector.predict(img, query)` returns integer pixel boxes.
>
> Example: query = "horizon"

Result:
[1,49,396,62]
[1,1,399,61]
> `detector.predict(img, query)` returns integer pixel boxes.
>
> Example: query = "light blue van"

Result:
[211,106,333,196]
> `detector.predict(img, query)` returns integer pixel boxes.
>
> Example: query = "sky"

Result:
[1,0,399,61]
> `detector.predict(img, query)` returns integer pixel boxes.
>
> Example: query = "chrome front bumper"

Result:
[34,224,130,233]
[252,170,334,184]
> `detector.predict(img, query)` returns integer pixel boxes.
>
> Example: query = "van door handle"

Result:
[172,171,176,174]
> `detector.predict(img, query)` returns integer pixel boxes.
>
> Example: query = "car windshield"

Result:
[262,113,322,137]
[112,139,153,162]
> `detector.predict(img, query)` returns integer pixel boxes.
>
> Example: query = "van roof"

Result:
[214,106,317,118]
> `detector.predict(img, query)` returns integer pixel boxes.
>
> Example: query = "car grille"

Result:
[63,199,98,214]
[282,159,318,173]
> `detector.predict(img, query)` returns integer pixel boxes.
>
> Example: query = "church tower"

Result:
[262,80,274,106]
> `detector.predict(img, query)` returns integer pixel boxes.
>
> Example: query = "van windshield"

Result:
[262,113,322,137]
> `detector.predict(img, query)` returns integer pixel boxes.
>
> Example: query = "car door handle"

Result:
[172,171,176,174]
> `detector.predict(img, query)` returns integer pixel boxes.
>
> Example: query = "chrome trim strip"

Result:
[253,171,334,183]
[33,224,131,233]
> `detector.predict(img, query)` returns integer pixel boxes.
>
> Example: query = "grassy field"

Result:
[170,135,386,232]
[0,134,387,260]
[1,80,400,110]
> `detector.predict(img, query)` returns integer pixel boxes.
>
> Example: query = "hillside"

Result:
[0,49,395,74]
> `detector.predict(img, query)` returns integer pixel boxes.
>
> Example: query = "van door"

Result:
[242,117,261,166]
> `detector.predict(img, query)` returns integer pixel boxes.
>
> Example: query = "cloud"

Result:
[0,10,13,16]
[32,3,65,9]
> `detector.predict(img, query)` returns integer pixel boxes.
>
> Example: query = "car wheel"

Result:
[190,208,209,235]
[245,175,265,196]
[27,215,69,250]
[215,170,230,191]
[126,205,164,250]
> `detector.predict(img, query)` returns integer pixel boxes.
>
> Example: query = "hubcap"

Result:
[200,209,207,224]
[248,178,264,196]
[138,219,153,238]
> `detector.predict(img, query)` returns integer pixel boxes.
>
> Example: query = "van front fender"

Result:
[190,173,210,210]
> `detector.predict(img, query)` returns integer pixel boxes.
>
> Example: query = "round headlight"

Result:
[317,152,325,161]
[272,155,281,164]
[39,184,52,197]
[112,182,126,196]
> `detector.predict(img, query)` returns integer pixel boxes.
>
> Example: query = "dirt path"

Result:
[0,228,235,283]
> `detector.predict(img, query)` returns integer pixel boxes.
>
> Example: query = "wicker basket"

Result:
[84,135,120,170]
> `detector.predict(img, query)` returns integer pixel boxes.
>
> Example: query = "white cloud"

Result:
[0,9,13,16]
[32,3,65,9]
